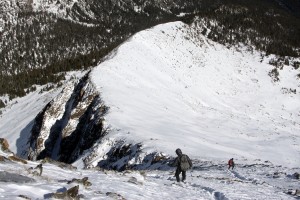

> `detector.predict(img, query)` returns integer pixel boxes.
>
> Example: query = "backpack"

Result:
[180,154,191,171]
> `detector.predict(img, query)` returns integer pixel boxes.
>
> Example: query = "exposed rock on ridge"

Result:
[26,72,108,163]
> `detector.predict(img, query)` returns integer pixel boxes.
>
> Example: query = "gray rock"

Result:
[50,185,80,199]
[106,192,126,200]
[293,172,299,179]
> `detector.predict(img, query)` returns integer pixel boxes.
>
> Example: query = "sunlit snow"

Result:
[91,21,300,168]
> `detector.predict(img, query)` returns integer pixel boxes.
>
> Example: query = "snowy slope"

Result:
[91,21,300,168]
[0,147,299,200]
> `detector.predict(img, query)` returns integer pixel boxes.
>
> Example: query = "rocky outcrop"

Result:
[0,138,10,152]
[26,72,108,164]
[84,141,170,171]
[67,177,92,187]
[49,185,81,199]
[8,155,27,164]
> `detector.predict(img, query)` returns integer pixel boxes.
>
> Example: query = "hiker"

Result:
[170,148,192,182]
[228,158,235,170]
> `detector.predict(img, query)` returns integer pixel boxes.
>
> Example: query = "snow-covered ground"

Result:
[91,21,300,168]
[0,151,299,200]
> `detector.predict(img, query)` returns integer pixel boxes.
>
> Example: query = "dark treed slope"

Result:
[274,0,300,17]
[0,0,299,99]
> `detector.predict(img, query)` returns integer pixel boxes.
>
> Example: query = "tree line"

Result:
[0,0,299,101]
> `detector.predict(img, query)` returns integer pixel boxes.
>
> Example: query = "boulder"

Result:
[67,177,92,187]
[28,164,43,176]
[0,138,10,152]
[51,185,80,199]
[293,172,299,179]
[106,192,126,200]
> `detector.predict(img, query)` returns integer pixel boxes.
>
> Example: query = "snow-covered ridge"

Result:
[91,21,300,168]
[1,20,299,170]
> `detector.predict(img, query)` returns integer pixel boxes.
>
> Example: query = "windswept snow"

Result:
[91,21,300,168]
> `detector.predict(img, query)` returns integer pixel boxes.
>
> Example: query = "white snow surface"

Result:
[91,21,300,168]
[0,150,299,200]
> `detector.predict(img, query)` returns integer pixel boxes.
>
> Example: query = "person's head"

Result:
[175,148,182,156]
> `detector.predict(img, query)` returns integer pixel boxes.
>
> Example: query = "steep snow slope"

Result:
[91,21,300,168]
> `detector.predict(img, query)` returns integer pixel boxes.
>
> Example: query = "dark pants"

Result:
[175,168,186,182]
[228,165,234,170]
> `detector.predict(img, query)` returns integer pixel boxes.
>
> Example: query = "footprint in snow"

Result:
[228,170,247,181]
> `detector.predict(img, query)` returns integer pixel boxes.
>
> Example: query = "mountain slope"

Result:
[1,0,299,100]
[90,21,300,168]
[1,20,299,169]
[0,20,299,200]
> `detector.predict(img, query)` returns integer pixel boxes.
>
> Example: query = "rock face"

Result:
[26,72,108,164]
[23,72,170,170]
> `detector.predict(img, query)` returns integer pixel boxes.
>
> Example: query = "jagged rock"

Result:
[41,157,77,170]
[0,171,35,183]
[67,177,92,187]
[151,154,168,164]
[27,74,108,165]
[106,192,126,200]
[28,164,43,176]
[8,155,27,164]
[50,185,80,199]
